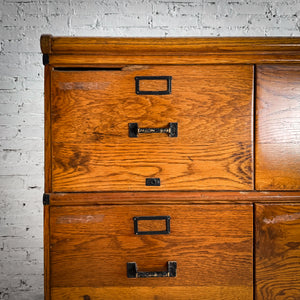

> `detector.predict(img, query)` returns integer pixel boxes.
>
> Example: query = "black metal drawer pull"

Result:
[135,76,172,95]
[129,122,177,138]
[127,261,177,278]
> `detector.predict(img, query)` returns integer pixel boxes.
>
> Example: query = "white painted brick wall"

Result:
[0,0,299,299]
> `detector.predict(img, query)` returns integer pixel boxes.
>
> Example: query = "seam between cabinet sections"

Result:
[253,203,256,300]
[253,64,256,192]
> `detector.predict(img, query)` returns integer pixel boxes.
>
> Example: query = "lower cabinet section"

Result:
[47,203,300,299]
[49,205,253,300]
[255,204,300,299]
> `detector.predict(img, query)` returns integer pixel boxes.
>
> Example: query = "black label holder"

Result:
[135,76,172,95]
[133,216,171,235]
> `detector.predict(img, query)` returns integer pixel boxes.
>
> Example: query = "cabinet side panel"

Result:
[44,205,50,300]
[256,65,300,190]
[255,204,300,299]
[45,65,52,193]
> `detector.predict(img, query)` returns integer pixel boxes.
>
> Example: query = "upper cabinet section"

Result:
[256,65,300,190]
[51,65,253,192]
[40,35,300,66]
[42,36,300,193]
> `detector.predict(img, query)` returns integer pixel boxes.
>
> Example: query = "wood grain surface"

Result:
[51,65,253,192]
[41,35,300,55]
[40,36,300,66]
[44,64,52,193]
[47,191,300,206]
[50,204,253,299]
[255,204,300,299]
[256,65,300,190]
[51,286,252,300]
[48,54,300,67]
[44,205,50,300]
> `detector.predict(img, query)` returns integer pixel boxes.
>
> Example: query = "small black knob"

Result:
[146,178,160,186]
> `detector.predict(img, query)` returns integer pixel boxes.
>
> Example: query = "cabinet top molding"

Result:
[40,35,300,65]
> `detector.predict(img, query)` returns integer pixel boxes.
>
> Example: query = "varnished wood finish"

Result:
[41,36,300,55]
[256,65,300,190]
[50,205,253,299]
[44,206,50,300]
[41,37,300,299]
[40,36,300,66]
[255,204,300,299]
[48,54,300,67]
[48,191,300,206]
[51,65,253,192]
[44,64,52,193]
[41,35,52,54]
[51,286,252,300]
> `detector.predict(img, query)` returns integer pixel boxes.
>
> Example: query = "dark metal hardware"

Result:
[135,76,172,95]
[133,216,170,235]
[43,193,50,205]
[128,122,177,138]
[127,261,177,278]
[43,54,49,65]
[146,178,160,186]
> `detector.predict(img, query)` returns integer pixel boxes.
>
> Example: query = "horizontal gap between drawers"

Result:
[54,67,123,71]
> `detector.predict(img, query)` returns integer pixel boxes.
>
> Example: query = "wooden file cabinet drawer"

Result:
[51,65,253,192]
[256,65,300,190]
[255,204,300,299]
[50,204,253,300]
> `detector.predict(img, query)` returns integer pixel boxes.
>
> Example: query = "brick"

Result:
[169,3,203,16]
[16,126,43,140]
[0,175,24,190]
[0,114,43,127]
[103,14,148,27]
[0,138,43,151]
[152,2,169,15]
[2,38,41,53]
[70,15,97,28]
[1,214,42,228]
[112,27,168,37]
[167,27,203,36]
[234,3,269,14]
[71,1,118,15]
[123,2,152,14]
[276,2,300,15]
[153,14,198,27]
[0,77,17,90]
[0,163,43,176]
[0,259,43,275]
[0,126,19,140]
[19,101,43,114]
[278,15,298,27]
[203,2,219,14]
[203,13,249,28]
[0,103,20,114]
[2,14,48,27]
[18,2,47,16]
[46,15,70,33]
[23,79,43,90]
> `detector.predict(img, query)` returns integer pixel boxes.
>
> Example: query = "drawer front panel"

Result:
[50,204,253,299]
[255,204,300,299]
[256,65,300,190]
[51,65,253,192]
